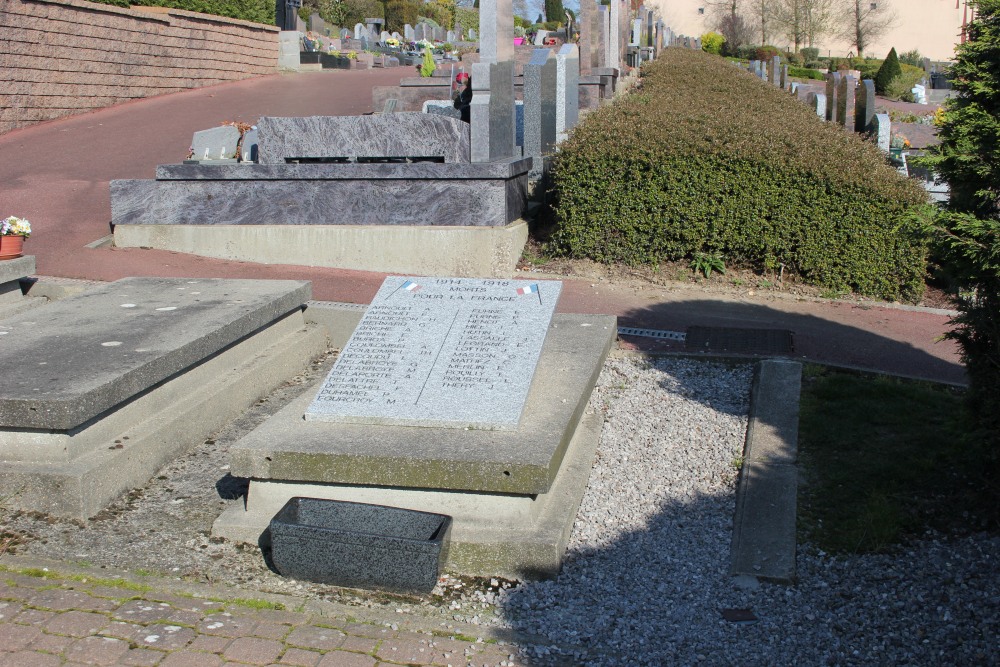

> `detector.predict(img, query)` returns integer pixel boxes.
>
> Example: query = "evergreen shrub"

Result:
[875,47,903,94]
[788,66,824,80]
[129,0,274,24]
[547,48,930,301]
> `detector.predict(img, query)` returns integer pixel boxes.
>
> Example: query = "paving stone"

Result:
[284,625,346,651]
[186,634,232,653]
[341,623,394,640]
[114,601,176,624]
[277,646,321,666]
[63,635,130,665]
[0,602,23,620]
[133,624,196,651]
[223,637,284,665]
[243,609,313,626]
[338,635,378,653]
[101,621,144,641]
[160,652,224,667]
[0,584,32,602]
[375,634,444,664]
[27,631,75,654]
[44,609,111,637]
[84,585,150,601]
[0,651,61,667]
[119,647,166,666]
[29,589,117,612]
[197,613,258,638]
[0,622,42,650]
[316,652,377,667]
[12,608,55,626]
[252,621,290,641]
[162,609,203,626]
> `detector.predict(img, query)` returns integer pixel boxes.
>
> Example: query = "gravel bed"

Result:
[2,354,997,666]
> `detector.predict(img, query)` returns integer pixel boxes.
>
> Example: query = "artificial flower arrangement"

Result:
[414,39,433,50]
[889,133,911,150]
[1,216,30,238]
[385,37,400,47]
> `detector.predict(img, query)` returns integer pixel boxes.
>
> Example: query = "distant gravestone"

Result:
[447,30,456,43]
[524,48,558,159]
[354,22,365,39]
[855,79,876,133]
[240,127,258,162]
[874,113,891,152]
[825,72,841,122]
[630,17,641,47]
[305,276,563,429]
[780,64,788,89]
[404,24,415,41]
[770,56,780,85]
[468,28,477,41]
[433,26,445,41]
[555,43,579,143]
[414,23,426,41]
[810,92,826,118]
[189,125,240,162]
[837,75,856,128]
[340,28,350,39]
[380,31,391,42]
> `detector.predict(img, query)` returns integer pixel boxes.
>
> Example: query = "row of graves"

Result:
[111,0,701,279]
[0,270,614,587]
[745,56,948,202]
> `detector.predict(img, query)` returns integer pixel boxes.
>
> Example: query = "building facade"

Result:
[649,0,970,61]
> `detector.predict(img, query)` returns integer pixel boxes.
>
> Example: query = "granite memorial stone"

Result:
[305,276,562,429]
[855,79,876,133]
[189,125,240,162]
[523,48,558,159]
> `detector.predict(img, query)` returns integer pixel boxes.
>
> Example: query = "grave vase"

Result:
[0,235,24,260]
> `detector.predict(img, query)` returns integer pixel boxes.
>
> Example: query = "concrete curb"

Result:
[729,359,802,584]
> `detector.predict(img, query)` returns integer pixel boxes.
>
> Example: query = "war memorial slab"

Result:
[214,281,617,577]
[305,276,562,429]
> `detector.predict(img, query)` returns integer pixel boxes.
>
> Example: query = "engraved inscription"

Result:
[305,277,562,429]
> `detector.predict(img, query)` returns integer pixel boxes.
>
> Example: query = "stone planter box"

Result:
[269,497,451,593]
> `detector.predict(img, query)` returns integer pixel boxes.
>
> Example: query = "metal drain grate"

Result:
[685,326,794,355]
[617,327,687,342]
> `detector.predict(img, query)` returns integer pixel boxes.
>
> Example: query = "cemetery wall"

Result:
[0,0,280,134]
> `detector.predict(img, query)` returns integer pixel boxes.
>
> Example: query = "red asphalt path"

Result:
[0,69,966,385]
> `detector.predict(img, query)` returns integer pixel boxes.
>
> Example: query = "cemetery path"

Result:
[0,69,965,385]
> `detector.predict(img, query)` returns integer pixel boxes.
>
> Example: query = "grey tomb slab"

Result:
[306,276,562,429]
[0,278,311,430]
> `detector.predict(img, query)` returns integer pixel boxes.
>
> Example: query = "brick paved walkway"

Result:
[0,560,525,667]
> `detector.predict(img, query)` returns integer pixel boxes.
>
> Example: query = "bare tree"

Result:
[804,0,837,47]
[706,0,755,50]
[839,0,896,57]
[746,0,774,45]
[772,0,807,50]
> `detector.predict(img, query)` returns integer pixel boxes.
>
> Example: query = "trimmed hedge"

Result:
[548,48,930,301]
[84,0,273,24]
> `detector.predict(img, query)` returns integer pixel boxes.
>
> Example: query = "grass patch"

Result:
[218,597,286,611]
[797,367,992,553]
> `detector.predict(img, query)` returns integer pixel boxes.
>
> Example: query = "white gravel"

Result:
[459,356,999,666]
[5,354,997,665]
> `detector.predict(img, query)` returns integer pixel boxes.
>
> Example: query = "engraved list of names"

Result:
[305,277,562,429]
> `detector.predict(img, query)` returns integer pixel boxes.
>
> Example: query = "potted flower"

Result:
[889,133,910,158]
[0,216,30,260]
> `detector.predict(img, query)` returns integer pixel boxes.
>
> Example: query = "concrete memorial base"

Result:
[113,220,529,278]
[0,255,44,319]
[0,278,326,519]
[213,311,617,578]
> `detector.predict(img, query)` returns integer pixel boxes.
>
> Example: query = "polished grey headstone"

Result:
[256,114,471,164]
[478,0,513,64]
[523,49,557,159]
[837,75,856,128]
[190,126,240,161]
[555,43,580,143]
[471,60,517,163]
[0,278,311,430]
[855,79,876,133]
[306,276,561,429]
[825,72,841,122]
[110,159,531,229]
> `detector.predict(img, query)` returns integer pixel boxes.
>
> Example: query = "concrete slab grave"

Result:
[0,278,326,519]
[213,284,618,578]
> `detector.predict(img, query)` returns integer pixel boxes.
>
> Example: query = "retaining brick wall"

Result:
[0,0,280,134]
